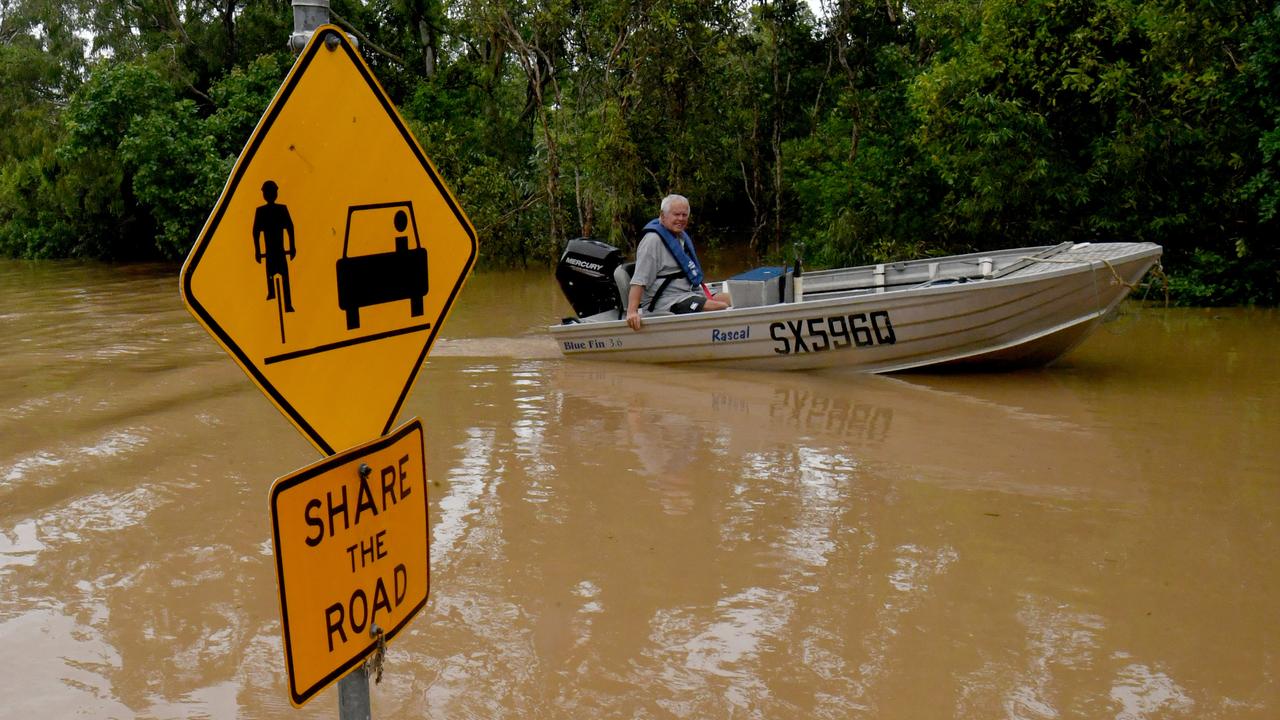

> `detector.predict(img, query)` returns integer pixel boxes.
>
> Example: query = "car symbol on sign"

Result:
[336,201,429,330]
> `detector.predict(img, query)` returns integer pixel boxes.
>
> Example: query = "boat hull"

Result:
[548,242,1162,372]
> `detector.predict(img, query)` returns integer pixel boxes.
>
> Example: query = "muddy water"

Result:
[1,259,1277,719]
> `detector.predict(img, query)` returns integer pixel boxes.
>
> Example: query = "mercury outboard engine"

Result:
[556,238,627,319]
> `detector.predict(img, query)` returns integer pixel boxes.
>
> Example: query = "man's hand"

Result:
[626,308,643,331]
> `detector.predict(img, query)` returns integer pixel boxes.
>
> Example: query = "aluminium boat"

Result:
[549,239,1162,372]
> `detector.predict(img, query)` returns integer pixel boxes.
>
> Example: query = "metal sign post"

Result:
[338,676,372,720]
[287,5,375,716]
[290,0,331,52]
[290,6,374,718]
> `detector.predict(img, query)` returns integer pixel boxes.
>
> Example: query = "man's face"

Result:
[660,202,690,234]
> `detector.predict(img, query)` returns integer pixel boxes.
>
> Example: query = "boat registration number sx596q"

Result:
[769,311,896,355]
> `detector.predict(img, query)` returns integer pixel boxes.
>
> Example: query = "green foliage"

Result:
[119,100,227,258]
[0,7,80,257]
[0,0,1276,304]
[784,0,932,267]
[1168,248,1280,307]
[51,61,177,258]
[0,46,288,259]
[402,43,541,265]
[205,53,293,157]
[0,151,76,258]
[910,0,1134,244]
[1240,5,1280,225]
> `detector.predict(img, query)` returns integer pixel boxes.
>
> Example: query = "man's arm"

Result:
[626,284,645,331]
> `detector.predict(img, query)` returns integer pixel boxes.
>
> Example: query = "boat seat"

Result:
[613,262,635,318]
[586,261,672,321]
[614,262,672,317]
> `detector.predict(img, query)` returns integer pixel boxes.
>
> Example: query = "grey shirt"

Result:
[630,231,699,313]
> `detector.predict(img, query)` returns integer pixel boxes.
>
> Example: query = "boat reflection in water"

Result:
[542,359,1137,507]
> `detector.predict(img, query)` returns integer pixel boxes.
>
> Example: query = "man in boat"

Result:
[626,194,730,331]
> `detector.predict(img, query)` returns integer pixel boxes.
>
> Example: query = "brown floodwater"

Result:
[1,259,1277,719]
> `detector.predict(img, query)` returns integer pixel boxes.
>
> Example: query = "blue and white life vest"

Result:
[642,218,704,286]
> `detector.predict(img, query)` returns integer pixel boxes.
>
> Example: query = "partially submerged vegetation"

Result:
[0,0,1276,304]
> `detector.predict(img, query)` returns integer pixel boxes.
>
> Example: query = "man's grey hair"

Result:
[660,194,690,215]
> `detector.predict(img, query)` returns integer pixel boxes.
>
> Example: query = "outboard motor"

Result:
[556,238,626,319]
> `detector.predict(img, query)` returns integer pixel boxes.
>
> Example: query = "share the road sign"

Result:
[270,418,428,707]
[180,25,476,455]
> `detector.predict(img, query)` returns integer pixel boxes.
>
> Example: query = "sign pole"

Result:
[338,670,372,720]
[287,8,376,720]
[290,0,331,52]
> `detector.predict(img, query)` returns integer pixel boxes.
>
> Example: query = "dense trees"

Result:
[0,0,1276,303]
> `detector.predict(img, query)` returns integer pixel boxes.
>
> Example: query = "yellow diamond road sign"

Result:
[181,26,475,454]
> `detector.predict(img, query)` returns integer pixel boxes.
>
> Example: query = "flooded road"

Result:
[1,259,1277,719]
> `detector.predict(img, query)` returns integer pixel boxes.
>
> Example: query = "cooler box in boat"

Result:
[725,266,794,308]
